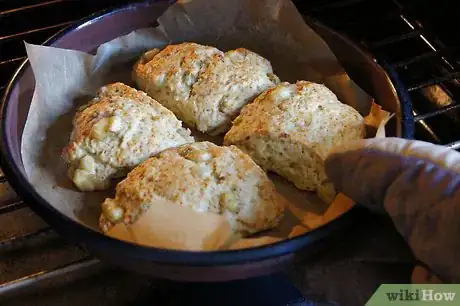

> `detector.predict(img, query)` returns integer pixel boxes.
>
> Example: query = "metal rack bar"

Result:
[0,227,54,250]
[0,22,73,42]
[0,201,27,214]
[0,0,65,16]
[340,9,402,27]
[391,50,442,68]
[414,102,460,121]
[369,29,424,47]
[0,257,100,296]
[408,71,460,92]
[0,57,26,66]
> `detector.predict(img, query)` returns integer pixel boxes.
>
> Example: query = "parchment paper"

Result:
[22,0,390,251]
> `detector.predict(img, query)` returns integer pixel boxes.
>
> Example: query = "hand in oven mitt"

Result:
[325,137,460,284]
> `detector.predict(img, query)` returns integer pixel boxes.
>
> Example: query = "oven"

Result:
[0,0,458,305]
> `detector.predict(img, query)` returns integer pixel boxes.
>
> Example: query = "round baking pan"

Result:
[0,0,412,281]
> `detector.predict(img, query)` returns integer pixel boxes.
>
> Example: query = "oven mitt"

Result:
[324,137,460,284]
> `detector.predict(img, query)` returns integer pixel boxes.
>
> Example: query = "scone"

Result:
[62,82,194,192]
[133,42,280,135]
[224,81,366,203]
[99,141,285,235]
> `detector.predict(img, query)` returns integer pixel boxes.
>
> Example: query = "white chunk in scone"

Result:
[224,81,366,203]
[62,83,194,192]
[133,42,280,135]
[99,141,285,235]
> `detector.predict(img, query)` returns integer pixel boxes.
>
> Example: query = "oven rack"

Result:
[295,0,459,147]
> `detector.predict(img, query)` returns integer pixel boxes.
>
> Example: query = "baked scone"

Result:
[99,141,285,235]
[62,82,194,192]
[224,81,366,203]
[133,42,279,135]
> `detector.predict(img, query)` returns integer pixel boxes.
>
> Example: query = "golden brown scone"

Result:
[224,81,366,203]
[133,42,279,135]
[99,141,285,235]
[62,82,194,192]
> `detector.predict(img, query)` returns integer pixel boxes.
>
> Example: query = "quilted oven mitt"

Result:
[325,137,460,284]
